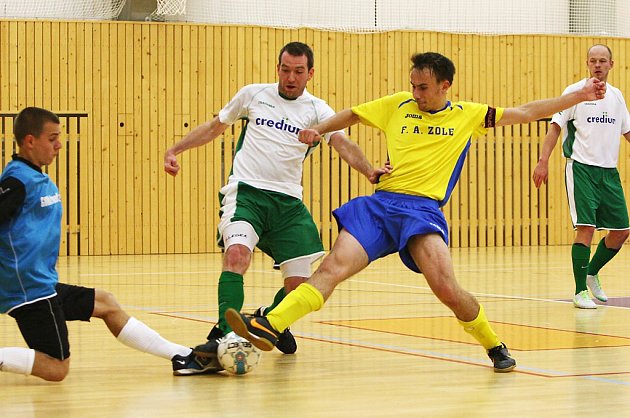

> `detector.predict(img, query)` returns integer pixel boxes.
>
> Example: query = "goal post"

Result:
[0,0,127,20]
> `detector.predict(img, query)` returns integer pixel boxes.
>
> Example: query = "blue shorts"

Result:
[332,191,449,273]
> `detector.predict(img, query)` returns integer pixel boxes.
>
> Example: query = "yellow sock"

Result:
[458,304,501,350]
[266,283,324,332]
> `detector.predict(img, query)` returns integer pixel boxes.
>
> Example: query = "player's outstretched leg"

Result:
[225,308,279,352]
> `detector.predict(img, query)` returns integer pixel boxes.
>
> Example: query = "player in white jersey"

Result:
[533,44,630,309]
[164,42,389,373]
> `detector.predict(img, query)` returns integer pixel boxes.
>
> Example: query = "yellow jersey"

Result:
[352,92,504,206]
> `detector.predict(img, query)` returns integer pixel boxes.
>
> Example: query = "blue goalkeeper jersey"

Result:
[0,157,61,313]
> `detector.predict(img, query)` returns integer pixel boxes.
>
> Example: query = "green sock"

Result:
[217,271,244,334]
[587,238,619,276]
[263,288,286,315]
[572,243,590,294]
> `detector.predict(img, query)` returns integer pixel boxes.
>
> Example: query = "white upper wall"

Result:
[175,0,628,37]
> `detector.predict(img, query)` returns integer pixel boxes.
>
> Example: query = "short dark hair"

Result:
[410,52,456,84]
[278,42,314,70]
[14,107,60,146]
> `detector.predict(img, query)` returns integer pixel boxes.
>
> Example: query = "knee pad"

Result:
[220,221,259,252]
[279,252,324,279]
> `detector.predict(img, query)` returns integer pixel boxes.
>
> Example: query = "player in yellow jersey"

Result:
[226,52,606,372]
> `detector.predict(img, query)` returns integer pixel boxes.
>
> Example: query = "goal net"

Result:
[0,0,126,20]
[163,0,629,37]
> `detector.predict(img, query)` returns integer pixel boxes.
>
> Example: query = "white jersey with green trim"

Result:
[552,79,630,168]
[218,83,340,199]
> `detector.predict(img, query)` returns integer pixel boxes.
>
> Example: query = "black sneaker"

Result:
[225,308,279,352]
[254,306,297,354]
[172,351,223,376]
[276,329,297,354]
[487,343,516,373]
[193,325,225,358]
[206,324,225,341]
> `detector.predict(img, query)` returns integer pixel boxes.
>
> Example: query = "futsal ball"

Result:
[217,333,262,375]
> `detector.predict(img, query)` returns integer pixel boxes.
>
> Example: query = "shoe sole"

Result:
[173,355,223,376]
[493,364,516,373]
[573,303,597,309]
[276,344,297,355]
[173,368,220,376]
[225,308,275,352]
[587,289,608,302]
[590,294,608,302]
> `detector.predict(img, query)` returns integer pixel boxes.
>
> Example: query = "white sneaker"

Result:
[586,274,608,302]
[573,290,597,309]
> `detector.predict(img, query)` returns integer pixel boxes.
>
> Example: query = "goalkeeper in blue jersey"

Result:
[0,107,195,381]
[226,52,606,373]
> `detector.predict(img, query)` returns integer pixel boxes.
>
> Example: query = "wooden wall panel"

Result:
[0,20,628,254]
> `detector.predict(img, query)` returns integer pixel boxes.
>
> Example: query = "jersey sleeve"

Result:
[551,84,579,128]
[551,107,573,128]
[351,93,406,131]
[0,176,25,225]
[218,85,252,125]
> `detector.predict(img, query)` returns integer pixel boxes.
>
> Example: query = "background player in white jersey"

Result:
[533,44,630,309]
[226,52,605,373]
[163,42,389,374]
[0,107,196,381]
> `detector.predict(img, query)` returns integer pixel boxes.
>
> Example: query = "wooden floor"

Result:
[1,246,630,417]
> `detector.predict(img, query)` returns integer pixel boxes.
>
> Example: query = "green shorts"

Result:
[565,160,629,229]
[217,182,324,264]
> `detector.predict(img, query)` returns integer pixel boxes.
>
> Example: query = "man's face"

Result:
[410,68,450,112]
[277,52,313,99]
[587,46,613,82]
[29,121,62,166]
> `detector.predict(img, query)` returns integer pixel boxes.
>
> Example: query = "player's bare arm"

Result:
[532,122,561,188]
[164,116,229,176]
[497,77,606,127]
[329,133,393,184]
[298,109,361,146]
[624,131,630,143]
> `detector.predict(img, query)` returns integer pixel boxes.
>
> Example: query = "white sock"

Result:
[0,347,35,375]
[116,317,192,360]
